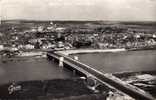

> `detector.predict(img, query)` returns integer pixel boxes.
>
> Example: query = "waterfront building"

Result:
[0,33,3,37]
[38,26,44,32]
[25,44,35,50]
[0,45,4,51]
[153,34,156,38]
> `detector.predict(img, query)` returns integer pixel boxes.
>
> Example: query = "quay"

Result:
[56,48,126,55]
[47,49,155,100]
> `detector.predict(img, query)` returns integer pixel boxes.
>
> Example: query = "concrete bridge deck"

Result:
[47,51,155,100]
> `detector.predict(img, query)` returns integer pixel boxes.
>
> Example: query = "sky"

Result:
[0,0,156,21]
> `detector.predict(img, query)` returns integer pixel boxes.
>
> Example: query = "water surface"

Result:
[0,58,72,84]
[74,50,156,73]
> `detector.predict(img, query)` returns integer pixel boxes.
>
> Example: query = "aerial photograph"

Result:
[0,0,156,100]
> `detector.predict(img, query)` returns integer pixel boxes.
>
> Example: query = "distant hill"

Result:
[1,20,156,34]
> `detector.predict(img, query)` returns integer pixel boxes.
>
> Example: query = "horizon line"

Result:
[1,19,156,22]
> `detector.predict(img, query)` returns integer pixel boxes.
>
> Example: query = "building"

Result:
[25,44,34,50]
[0,45,4,51]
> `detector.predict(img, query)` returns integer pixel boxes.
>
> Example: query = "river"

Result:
[0,57,73,85]
[73,50,156,73]
[1,50,156,85]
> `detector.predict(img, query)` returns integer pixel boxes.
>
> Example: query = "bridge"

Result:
[47,51,155,100]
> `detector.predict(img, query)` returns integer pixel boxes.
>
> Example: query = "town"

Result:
[0,20,156,58]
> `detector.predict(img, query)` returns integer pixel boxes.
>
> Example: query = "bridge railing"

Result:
[47,52,155,100]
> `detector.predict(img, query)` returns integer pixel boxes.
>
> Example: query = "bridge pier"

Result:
[72,70,76,76]
[59,57,64,68]
[47,52,155,100]
[85,76,101,93]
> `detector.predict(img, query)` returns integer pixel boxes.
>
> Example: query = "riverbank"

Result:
[0,51,47,63]
[18,51,46,57]
[113,71,156,98]
[56,48,126,56]
[127,45,156,51]
[0,55,46,64]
